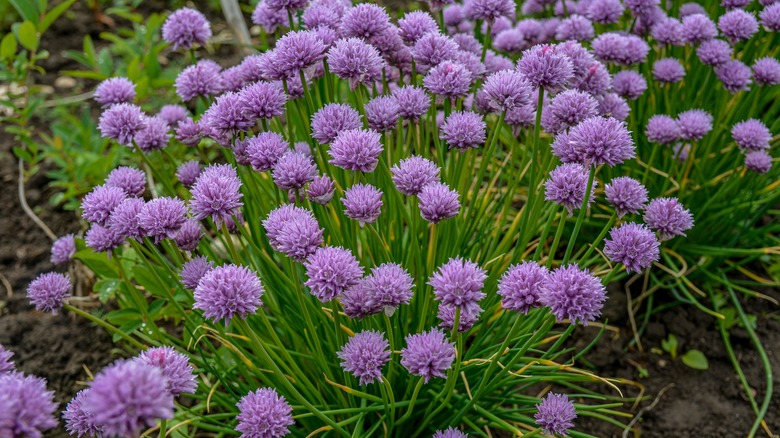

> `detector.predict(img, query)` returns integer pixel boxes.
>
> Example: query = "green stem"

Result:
[561,165,596,265]
[64,304,146,350]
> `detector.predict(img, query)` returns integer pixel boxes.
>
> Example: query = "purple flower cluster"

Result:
[401,328,456,382]
[337,330,391,385]
[194,264,264,325]
[236,388,294,438]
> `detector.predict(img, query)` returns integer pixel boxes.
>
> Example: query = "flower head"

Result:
[645,115,681,145]
[51,234,76,265]
[307,174,336,204]
[719,9,758,43]
[252,1,289,34]
[697,39,732,66]
[753,57,780,85]
[677,109,713,141]
[180,256,214,290]
[401,328,456,382]
[364,263,414,311]
[239,81,287,122]
[162,7,211,49]
[173,219,203,252]
[246,132,290,171]
[0,372,58,437]
[176,118,203,146]
[412,32,459,70]
[134,116,171,152]
[312,103,363,144]
[391,155,441,195]
[542,89,599,134]
[652,58,685,83]
[604,223,660,273]
[236,388,294,438]
[556,15,595,42]
[605,176,648,217]
[274,213,324,261]
[94,77,136,107]
[109,197,145,241]
[194,264,264,325]
[517,44,574,90]
[82,185,127,226]
[176,161,202,189]
[64,390,103,438]
[429,258,487,308]
[137,347,197,397]
[568,116,635,166]
[98,103,146,146]
[545,163,597,214]
[158,105,189,127]
[434,428,469,438]
[273,152,318,190]
[424,61,473,98]
[467,0,514,22]
[329,129,383,172]
[342,183,383,224]
[419,182,460,223]
[203,92,254,138]
[716,59,752,92]
[304,246,364,302]
[597,93,630,121]
[365,96,401,132]
[612,70,647,100]
[27,272,70,314]
[85,224,124,253]
[438,301,483,332]
[644,197,694,240]
[682,14,718,44]
[440,111,487,150]
[732,119,772,151]
[540,265,606,325]
[338,330,391,385]
[745,150,773,173]
[761,3,780,31]
[535,393,577,436]
[190,164,244,227]
[328,38,385,88]
[651,17,684,45]
[497,262,549,314]
[175,60,222,101]
[398,11,438,45]
[274,30,327,77]
[392,86,431,122]
[341,4,391,40]
[138,197,187,242]
[482,70,533,112]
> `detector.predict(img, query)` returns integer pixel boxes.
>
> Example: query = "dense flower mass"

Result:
[342,183,383,224]
[604,223,660,273]
[98,103,146,146]
[94,77,136,107]
[540,265,606,325]
[193,264,264,324]
[545,163,597,214]
[51,234,76,265]
[440,111,486,150]
[401,328,456,382]
[644,197,694,241]
[162,7,212,49]
[138,347,197,396]
[391,155,441,195]
[497,262,549,314]
[338,330,391,385]
[27,272,71,314]
[566,116,635,166]
[429,258,487,308]
[535,393,577,436]
[236,388,294,438]
[329,129,383,172]
[304,246,364,302]
[0,371,58,437]
[605,176,648,217]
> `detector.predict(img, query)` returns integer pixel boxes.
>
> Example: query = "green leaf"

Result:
[681,350,709,370]
[17,21,39,51]
[74,249,118,279]
[106,308,142,325]
[114,320,143,342]
[40,0,76,33]
[1,33,17,60]
[94,279,122,303]
[9,0,40,25]
[661,334,678,359]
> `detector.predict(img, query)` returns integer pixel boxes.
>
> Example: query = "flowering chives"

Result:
[337,330,391,385]
[193,264,264,325]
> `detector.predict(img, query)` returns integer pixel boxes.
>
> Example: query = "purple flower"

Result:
[643,197,694,240]
[482,70,533,112]
[307,174,336,204]
[556,15,595,41]
[64,390,102,438]
[329,129,383,172]
[392,86,430,122]
[239,81,287,121]
[652,58,685,83]
[677,109,713,141]
[418,182,460,223]
[398,11,438,45]
[84,360,174,438]
[517,44,574,91]
[342,183,383,224]
[138,197,187,242]
[423,60,473,98]
[719,9,758,43]
[535,393,577,436]
[302,3,340,29]
[134,116,171,152]
[612,70,647,100]
[304,246,364,302]
[0,344,13,373]
[180,256,214,290]
[651,17,684,45]
[85,224,124,252]
[401,328,456,382]
[0,372,57,437]
[162,7,211,49]
[715,59,752,92]
[364,263,414,312]
[453,50,486,79]
[94,77,136,107]
[194,264,263,324]
[467,0,514,22]
[434,427,469,438]
[497,262,549,314]
[190,164,244,227]
[484,50,514,74]
[542,89,599,134]
[311,103,362,144]
[452,32,481,54]
[440,111,486,151]
[174,219,203,251]
[493,29,526,53]
[696,39,732,66]
[745,150,773,173]
[236,388,294,438]
[680,3,707,17]
[412,32,459,71]
[605,176,648,217]
[337,330,390,385]
[437,300,482,332]
[273,152,318,190]
[540,264,606,325]
[252,1,289,34]
[341,4,391,40]
[732,119,772,151]
[27,272,70,314]
[391,156,440,196]
[761,4,780,31]
[275,213,324,261]
[597,93,630,121]
[341,281,382,319]
[274,30,327,77]
[723,0,751,8]
[98,103,146,146]
[176,118,203,146]
[604,222,660,273]
[82,185,127,226]
[682,14,718,44]
[203,92,254,138]
[327,38,385,88]
[545,163,596,214]
[158,105,189,127]
[365,96,401,132]
[137,346,197,396]
[753,57,780,85]
[109,197,145,241]
[567,116,635,166]
[429,257,486,309]
[266,0,308,12]
[645,114,683,145]
[51,234,76,265]
[176,161,202,188]
[246,132,290,171]
[175,60,222,101]
[263,205,311,249]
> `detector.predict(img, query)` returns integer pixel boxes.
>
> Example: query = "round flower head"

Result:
[542,89,599,134]
[545,163,597,214]
[134,116,171,152]
[174,219,203,252]
[652,58,685,83]
[393,86,431,122]
[761,3,780,31]
[176,160,201,189]
[682,14,718,44]
[236,388,294,438]
[194,264,263,325]
[452,32,482,54]
[696,39,732,66]
[162,7,211,49]
[719,9,758,43]
[329,129,383,172]
[643,197,694,240]
[137,346,197,397]
[567,116,635,166]
[94,77,136,107]
[27,272,70,314]
[434,427,469,438]
[573,61,612,96]
[0,344,13,373]
[517,44,574,91]
[401,328,456,382]
[612,70,647,100]
[337,330,391,385]
[64,389,103,438]
[363,263,414,312]
[680,2,707,17]
[745,150,773,173]
[535,393,577,436]
[604,222,660,274]
[365,96,401,132]
[493,29,526,53]
[176,118,203,147]
[138,197,187,242]
[722,0,751,8]
[265,0,308,12]
[274,30,327,77]
[158,104,189,128]
[251,1,289,34]
[677,109,713,141]
[304,246,364,302]
[246,132,289,171]
[341,281,381,319]
[84,359,174,438]
[180,256,214,290]
[645,114,683,145]
[391,155,441,196]
[497,262,550,314]
[597,93,630,121]
[753,57,780,85]
[556,15,595,41]
[311,103,362,145]
[484,50,514,74]
[85,224,124,253]
[221,66,247,93]
[275,213,324,261]
[239,81,287,122]
[109,197,145,241]
[605,176,648,217]
[327,38,385,88]
[51,234,76,265]
[307,174,336,204]
[438,300,483,332]
[715,59,752,92]
[412,32,459,71]
[418,182,460,223]
[98,103,146,146]
[203,92,254,139]
[453,50,486,79]
[424,60,473,98]
[341,4,391,39]
[302,3,340,29]
[263,205,312,250]
[651,17,684,45]
[82,185,127,226]
[732,119,772,151]
[105,166,146,197]
[273,152,318,190]
[540,264,606,325]
[342,183,383,225]
[482,70,533,112]
[190,164,244,227]
[440,111,487,151]
[0,372,57,437]
[467,0,514,22]
[429,257,487,309]
[398,11,439,45]
[175,60,222,101]
[591,33,649,65]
